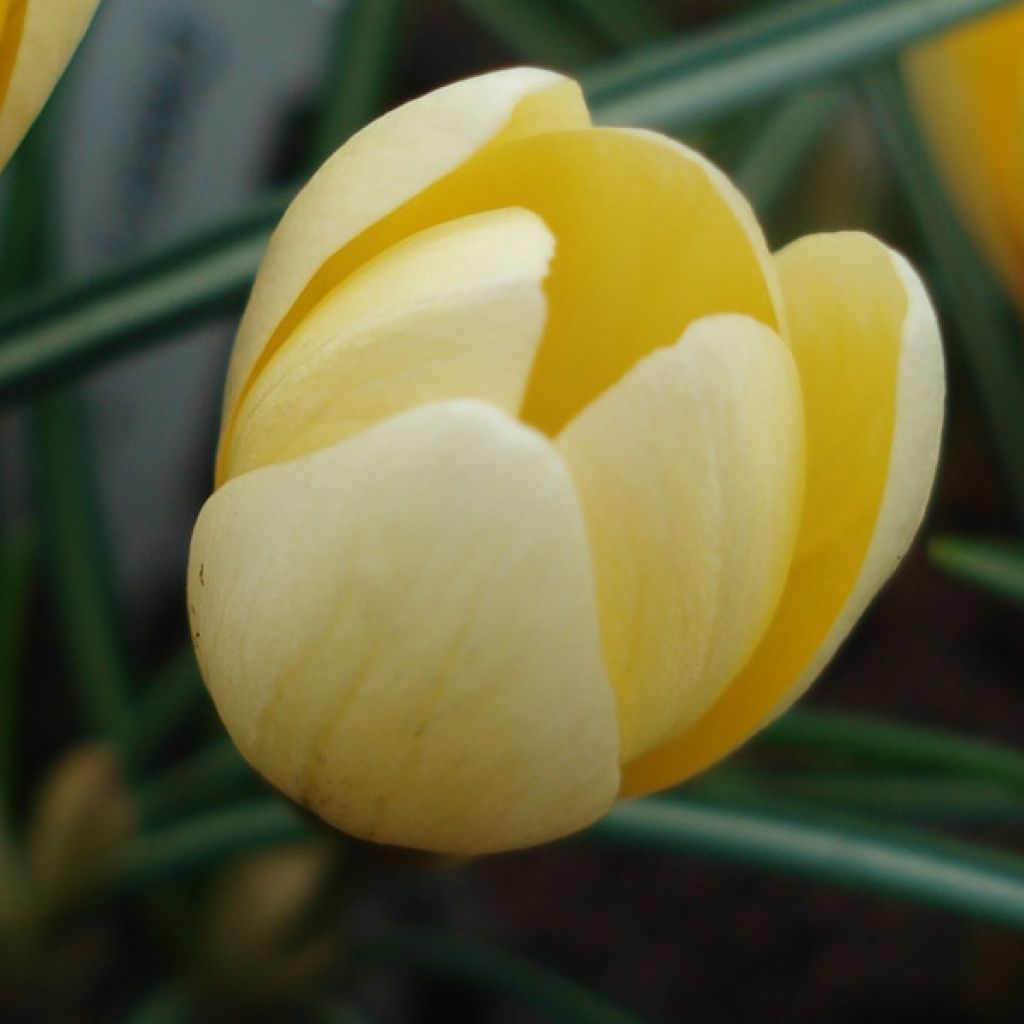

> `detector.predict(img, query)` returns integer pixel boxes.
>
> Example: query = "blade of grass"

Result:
[0,527,36,821]
[761,708,1024,793]
[456,0,610,67]
[583,0,1019,130]
[109,800,313,894]
[730,87,846,214]
[120,985,197,1024]
[863,67,1024,525]
[930,535,1024,606]
[559,0,670,49]
[301,995,373,1024]
[351,928,649,1024]
[698,767,1024,825]
[588,794,1024,931]
[32,392,134,746]
[308,0,406,166]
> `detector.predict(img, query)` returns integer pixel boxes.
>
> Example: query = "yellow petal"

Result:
[905,8,1024,308]
[189,400,619,854]
[0,0,100,170]
[557,315,804,763]
[223,208,554,481]
[220,67,589,441]
[622,232,944,796]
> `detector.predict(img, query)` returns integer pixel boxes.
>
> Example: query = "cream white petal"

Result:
[222,208,554,481]
[0,0,100,170]
[557,315,804,763]
[220,67,588,439]
[189,400,620,854]
[622,233,944,796]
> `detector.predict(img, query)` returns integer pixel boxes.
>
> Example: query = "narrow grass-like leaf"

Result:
[560,0,670,49]
[301,995,374,1024]
[589,795,1024,931]
[456,0,610,67]
[33,392,134,746]
[351,928,649,1024]
[930,536,1024,607]
[309,0,406,166]
[731,88,846,214]
[864,67,1024,525]
[584,0,1018,129]
[0,528,36,819]
[761,708,1024,793]
[120,985,197,1024]
[110,800,313,893]
[699,768,1024,825]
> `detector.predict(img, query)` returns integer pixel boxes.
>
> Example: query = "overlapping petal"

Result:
[622,233,944,796]
[190,400,620,854]
[0,0,100,170]
[223,208,554,480]
[557,315,804,762]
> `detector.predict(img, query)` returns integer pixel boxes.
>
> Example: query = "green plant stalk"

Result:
[350,927,649,1024]
[930,535,1024,606]
[589,795,1024,931]
[762,708,1024,793]
[559,0,670,49]
[863,66,1024,529]
[584,0,1019,129]
[308,0,406,166]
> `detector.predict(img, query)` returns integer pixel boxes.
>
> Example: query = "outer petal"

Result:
[905,8,1024,308]
[0,0,100,170]
[557,315,804,762]
[219,67,589,441]
[223,208,554,481]
[622,233,944,796]
[189,400,620,854]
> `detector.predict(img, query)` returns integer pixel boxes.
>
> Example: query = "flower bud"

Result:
[905,7,1024,311]
[189,68,945,854]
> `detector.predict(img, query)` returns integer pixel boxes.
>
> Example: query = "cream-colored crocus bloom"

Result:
[188,68,945,854]
[905,4,1024,311]
[0,0,101,170]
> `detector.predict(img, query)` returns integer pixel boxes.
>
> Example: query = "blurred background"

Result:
[2,0,1024,1021]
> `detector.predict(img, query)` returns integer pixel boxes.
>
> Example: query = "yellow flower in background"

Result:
[905,4,1024,310]
[188,68,945,855]
[0,0,100,170]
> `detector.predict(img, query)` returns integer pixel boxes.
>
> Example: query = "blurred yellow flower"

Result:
[906,5,1024,310]
[188,68,945,855]
[0,0,100,170]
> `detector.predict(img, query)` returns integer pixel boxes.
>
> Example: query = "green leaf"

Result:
[583,0,1019,130]
[456,0,610,67]
[131,646,206,766]
[761,708,1024,793]
[309,0,406,166]
[930,535,1024,606]
[351,928,649,1024]
[110,800,313,894]
[559,0,671,49]
[32,392,134,747]
[588,793,1024,931]
[863,67,1024,528]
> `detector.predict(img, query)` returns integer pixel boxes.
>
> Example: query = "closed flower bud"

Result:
[24,743,136,921]
[0,0,100,170]
[188,68,945,855]
[905,6,1024,311]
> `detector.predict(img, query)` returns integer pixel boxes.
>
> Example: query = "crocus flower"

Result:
[905,5,1024,310]
[0,0,100,170]
[188,68,945,855]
